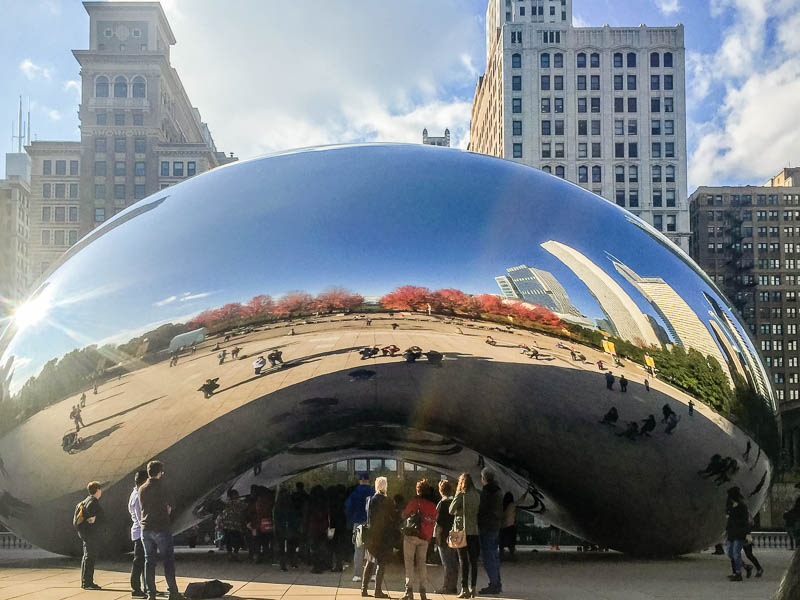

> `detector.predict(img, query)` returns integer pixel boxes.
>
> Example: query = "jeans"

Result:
[437,541,459,591]
[403,535,429,591]
[457,535,480,592]
[727,539,744,575]
[131,538,147,593]
[352,525,366,577]
[276,535,298,569]
[79,531,98,586]
[143,530,178,594]
[479,530,501,588]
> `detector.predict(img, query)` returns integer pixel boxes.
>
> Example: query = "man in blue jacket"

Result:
[345,473,374,582]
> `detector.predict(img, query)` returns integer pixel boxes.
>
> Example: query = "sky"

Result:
[1,0,800,190]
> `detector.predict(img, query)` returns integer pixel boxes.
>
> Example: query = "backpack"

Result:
[184,579,233,599]
[403,509,422,538]
[73,499,87,529]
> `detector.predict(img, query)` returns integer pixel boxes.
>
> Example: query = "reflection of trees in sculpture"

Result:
[648,346,731,413]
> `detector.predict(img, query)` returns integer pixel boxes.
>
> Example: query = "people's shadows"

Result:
[93,391,125,403]
[83,395,166,428]
[71,423,123,452]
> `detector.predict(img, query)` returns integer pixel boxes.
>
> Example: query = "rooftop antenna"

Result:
[26,98,30,145]
[12,95,25,153]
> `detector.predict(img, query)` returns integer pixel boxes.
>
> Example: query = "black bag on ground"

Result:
[184,579,233,599]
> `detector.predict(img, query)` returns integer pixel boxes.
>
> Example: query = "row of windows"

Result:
[95,111,144,126]
[95,75,146,99]
[512,51,674,70]
[42,183,79,199]
[42,159,79,176]
[701,194,796,206]
[41,206,79,222]
[41,229,78,246]
[95,136,147,154]
[708,210,800,222]
[160,161,197,177]
[94,160,148,176]
[513,95,674,114]
[93,183,147,200]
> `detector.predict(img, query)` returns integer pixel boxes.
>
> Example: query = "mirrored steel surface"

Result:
[0,144,778,556]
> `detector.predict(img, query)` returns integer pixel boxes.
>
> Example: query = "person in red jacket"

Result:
[401,479,438,600]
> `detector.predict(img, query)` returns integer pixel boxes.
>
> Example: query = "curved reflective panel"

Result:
[0,144,778,556]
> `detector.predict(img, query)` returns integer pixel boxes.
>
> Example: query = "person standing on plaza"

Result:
[305,485,330,574]
[292,482,310,563]
[434,479,459,594]
[725,486,749,582]
[128,470,150,598]
[499,492,517,561]
[400,479,437,600]
[449,473,481,599]
[221,488,246,561]
[361,476,396,598]
[74,480,104,591]
[605,371,615,390]
[346,473,375,582]
[273,485,299,571]
[477,468,503,595]
[138,460,184,600]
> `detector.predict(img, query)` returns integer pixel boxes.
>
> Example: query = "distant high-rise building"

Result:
[495,274,520,299]
[471,0,689,251]
[499,264,582,316]
[422,128,450,147]
[765,167,800,188]
[0,153,31,314]
[541,240,660,346]
[25,1,236,281]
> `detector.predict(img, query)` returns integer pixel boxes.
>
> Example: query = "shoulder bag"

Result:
[447,494,467,549]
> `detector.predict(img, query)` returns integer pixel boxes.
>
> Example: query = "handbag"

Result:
[403,509,422,538]
[447,494,468,549]
[259,517,273,533]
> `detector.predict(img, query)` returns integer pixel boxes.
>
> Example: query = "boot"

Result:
[401,586,413,600]
[362,562,375,597]
[419,587,428,600]
[374,566,389,598]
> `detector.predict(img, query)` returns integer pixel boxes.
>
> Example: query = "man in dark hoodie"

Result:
[477,467,503,595]
[725,486,750,582]
[345,473,375,582]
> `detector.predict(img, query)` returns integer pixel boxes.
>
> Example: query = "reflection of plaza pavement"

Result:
[0,546,792,599]
[0,316,772,555]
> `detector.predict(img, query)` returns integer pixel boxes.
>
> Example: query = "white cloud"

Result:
[180,292,213,302]
[154,295,177,307]
[64,80,80,100]
[571,13,591,27]
[19,59,52,80]
[654,0,681,15]
[688,0,800,187]
[158,1,483,159]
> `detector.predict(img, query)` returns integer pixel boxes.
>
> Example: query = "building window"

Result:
[651,98,661,113]
[613,52,623,68]
[652,142,662,158]
[42,183,51,198]
[69,206,78,221]
[651,75,660,90]
[95,208,105,222]
[650,52,660,68]
[592,165,602,183]
[629,142,638,158]
[94,184,106,199]
[134,184,146,199]
[664,74,673,90]
[652,165,662,182]
[96,112,107,125]
[115,137,126,153]
[615,165,625,183]
[542,142,551,158]
[577,75,586,90]
[554,75,563,90]
[578,120,587,135]
[591,97,600,112]
[629,165,638,183]
[135,161,146,176]
[578,142,587,158]
[43,160,52,175]
[653,215,663,231]
[41,230,50,245]
[541,75,550,91]
[512,120,522,136]
[69,183,78,198]
[513,143,523,158]
[590,53,600,68]
[68,230,77,245]
[55,183,65,198]
[541,53,550,68]
[555,166,565,178]
[577,52,586,68]
[187,161,196,176]
[132,76,146,98]
[664,97,674,112]
[42,206,51,221]
[614,75,623,91]
[554,53,563,68]
[541,98,551,113]
[615,143,625,159]
[173,161,184,177]
[556,142,565,158]
[134,137,146,153]
[666,189,676,207]
[54,230,65,246]
[665,120,674,135]
[114,184,126,200]
[614,97,624,113]
[664,52,673,67]
[628,97,637,112]
[513,98,522,113]
[616,190,626,206]
[161,161,169,176]
[578,166,588,183]
[55,160,66,175]
[653,188,663,207]
[115,112,125,126]
[133,112,144,126]
[627,52,636,68]
[665,142,674,158]
[113,76,128,98]
[70,159,78,175]
[614,120,624,136]
[512,53,521,68]
[627,75,636,90]
[665,165,675,182]
[652,119,661,135]
[578,98,587,113]
[542,120,551,135]
[512,75,522,91]
[554,97,564,113]
[94,160,106,176]
[95,76,109,97]
[591,142,600,158]
[591,120,600,135]
[666,214,676,232]
[95,138,106,153]
[629,190,639,207]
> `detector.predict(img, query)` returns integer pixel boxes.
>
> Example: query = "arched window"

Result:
[666,165,676,182]
[629,165,638,183]
[555,166,565,178]
[512,53,521,68]
[627,52,637,68]
[577,52,586,68]
[664,52,673,68]
[650,52,660,68]
[652,165,662,182]
[113,76,128,98]
[578,165,588,183]
[613,52,623,68]
[95,76,109,98]
[615,165,625,183]
[542,165,552,174]
[592,165,602,183]
[541,53,550,68]
[132,76,146,99]
[590,53,600,68]
[554,53,563,68]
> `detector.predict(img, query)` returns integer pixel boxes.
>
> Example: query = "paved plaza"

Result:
[0,546,793,600]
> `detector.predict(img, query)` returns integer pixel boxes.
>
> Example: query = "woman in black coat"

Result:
[361,476,397,598]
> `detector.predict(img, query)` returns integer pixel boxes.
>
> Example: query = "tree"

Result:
[380,286,431,311]
[243,294,276,321]
[276,291,313,317]
[313,287,364,313]
[430,289,469,315]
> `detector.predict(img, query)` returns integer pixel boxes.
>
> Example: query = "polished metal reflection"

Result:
[0,144,778,556]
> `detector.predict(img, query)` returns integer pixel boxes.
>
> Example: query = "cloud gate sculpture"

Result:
[0,144,779,557]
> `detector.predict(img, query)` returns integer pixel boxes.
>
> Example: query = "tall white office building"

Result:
[471,0,689,251]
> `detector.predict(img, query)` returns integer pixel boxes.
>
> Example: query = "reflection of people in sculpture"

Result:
[617,421,639,440]
[231,346,241,360]
[688,399,695,416]
[403,346,423,363]
[0,454,7,478]
[664,412,680,434]
[599,406,618,426]
[597,360,604,370]
[199,378,220,398]
[93,383,98,395]
[359,346,379,360]
[661,404,675,423]
[169,351,179,367]
[381,345,400,356]
[191,343,197,354]
[268,350,284,367]
[639,415,656,437]
[485,336,496,346]
[224,334,231,342]
[644,379,650,392]
[80,392,86,408]
[605,372,615,390]
[392,323,399,330]
[425,349,443,367]
[619,375,628,392]
[70,405,85,431]
[253,356,266,375]
[290,328,296,336]
[213,342,220,351]
[218,349,227,365]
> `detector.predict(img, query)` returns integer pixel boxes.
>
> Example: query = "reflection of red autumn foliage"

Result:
[275,291,313,317]
[313,287,364,313]
[380,287,563,328]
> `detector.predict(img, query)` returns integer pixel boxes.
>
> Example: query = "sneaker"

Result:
[745,565,753,578]
[82,583,102,590]
[132,592,148,599]
[478,585,502,595]
[728,573,743,582]
[352,576,362,582]
[168,593,186,600]
[756,568,764,578]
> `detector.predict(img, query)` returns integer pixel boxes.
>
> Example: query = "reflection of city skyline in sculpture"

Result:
[496,265,591,327]
[541,241,661,347]
[612,258,732,383]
